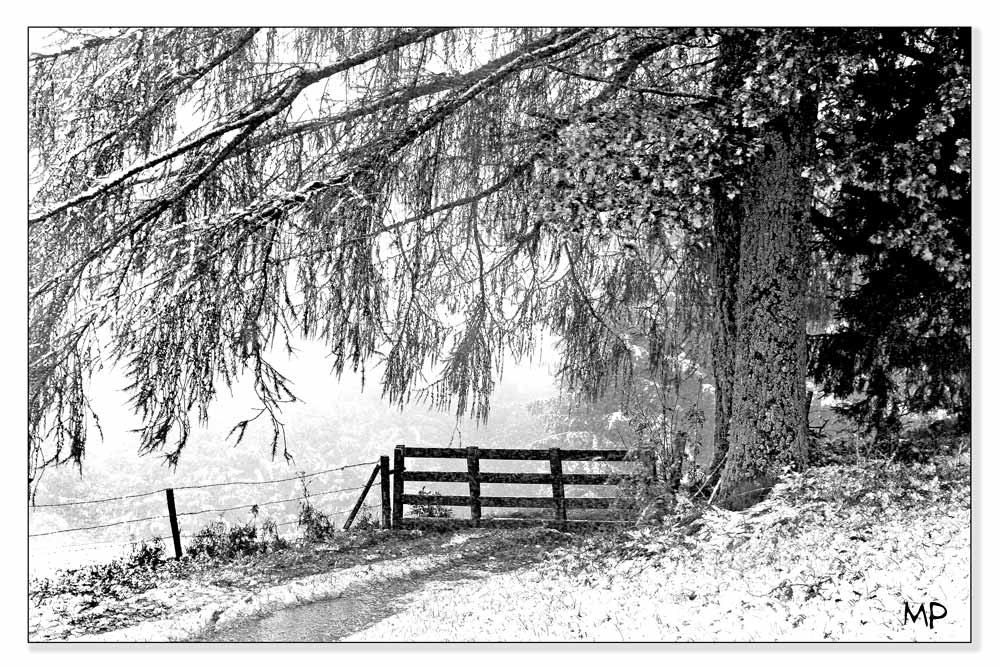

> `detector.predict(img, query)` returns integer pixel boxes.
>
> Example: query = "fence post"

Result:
[548,448,566,529]
[392,446,405,529]
[344,462,381,530]
[467,446,481,528]
[380,456,391,529]
[165,488,183,559]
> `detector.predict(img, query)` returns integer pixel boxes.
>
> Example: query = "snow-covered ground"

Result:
[30,455,970,642]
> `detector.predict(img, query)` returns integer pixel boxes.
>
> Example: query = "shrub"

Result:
[186,513,288,561]
[889,416,967,463]
[409,487,453,518]
[125,537,166,569]
[808,411,968,466]
[606,441,675,524]
[187,521,244,560]
[31,537,169,603]
[260,517,289,548]
[808,431,866,466]
[614,469,668,512]
[352,506,380,530]
[294,471,338,541]
[298,500,337,542]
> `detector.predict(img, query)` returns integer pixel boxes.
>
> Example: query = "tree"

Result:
[29,27,713,491]
[807,29,971,443]
[696,29,969,506]
[28,28,970,507]
[714,86,817,508]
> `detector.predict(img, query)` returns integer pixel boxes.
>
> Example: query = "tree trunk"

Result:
[709,185,741,480]
[706,31,753,484]
[716,96,816,510]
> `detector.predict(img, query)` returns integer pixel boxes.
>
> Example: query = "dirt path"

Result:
[203,549,530,641]
[42,527,575,642]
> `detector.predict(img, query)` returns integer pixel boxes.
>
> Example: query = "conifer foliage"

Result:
[29,28,970,505]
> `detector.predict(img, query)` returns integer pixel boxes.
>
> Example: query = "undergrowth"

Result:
[30,537,170,604]
[187,516,288,561]
[408,487,454,519]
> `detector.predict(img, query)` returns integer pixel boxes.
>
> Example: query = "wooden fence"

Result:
[386,445,653,529]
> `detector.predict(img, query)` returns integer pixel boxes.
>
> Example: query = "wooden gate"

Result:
[390,445,653,529]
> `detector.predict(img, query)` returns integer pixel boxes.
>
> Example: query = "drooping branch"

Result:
[29,27,447,227]
[55,28,262,171]
[29,28,133,63]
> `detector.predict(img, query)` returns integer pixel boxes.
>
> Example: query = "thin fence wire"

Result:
[174,485,368,519]
[30,496,385,574]
[29,514,171,538]
[28,461,379,538]
[33,500,382,554]
[30,460,378,509]
[32,535,174,556]
[31,487,164,508]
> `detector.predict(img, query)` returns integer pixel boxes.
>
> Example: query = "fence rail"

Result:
[30,445,652,565]
[391,445,652,529]
[402,471,619,485]
[401,447,631,461]
[401,494,619,509]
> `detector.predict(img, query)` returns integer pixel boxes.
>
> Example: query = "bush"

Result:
[31,537,170,603]
[615,469,670,515]
[808,411,968,466]
[186,514,287,561]
[808,431,865,466]
[125,537,166,569]
[259,517,288,548]
[352,506,380,531]
[607,443,676,523]
[298,500,337,541]
[294,471,339,541]
[409,487,453,518]
[882,416,968,463]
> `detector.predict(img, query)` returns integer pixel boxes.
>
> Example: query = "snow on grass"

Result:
[345,456,970,641]
[39,528,572,641]
[85,551,466,641]
[32,456,969,642]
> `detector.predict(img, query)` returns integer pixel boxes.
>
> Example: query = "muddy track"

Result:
[63,527,576,642]
[202,548,539,641]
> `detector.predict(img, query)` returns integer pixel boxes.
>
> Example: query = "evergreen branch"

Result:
[28,28,446,228]
[55,28,262,170]
[29,29,133,63]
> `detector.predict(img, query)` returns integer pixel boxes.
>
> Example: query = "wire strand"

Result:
[30,460,378,509]
[171,462,376,493]
[175,486,368,518]
[29,514,168,537]
[30,484,372,537]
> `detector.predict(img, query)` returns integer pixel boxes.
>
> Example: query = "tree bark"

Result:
[709,185,741,480]
[716,95,816,510]
[706,31,753,483]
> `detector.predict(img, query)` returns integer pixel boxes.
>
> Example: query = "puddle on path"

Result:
[205,587,389,642]
[201,558,514,642]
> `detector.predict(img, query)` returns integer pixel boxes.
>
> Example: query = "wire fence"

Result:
[30,461,376,509]
[30,503,385,558]
[29,446,639,568]
[28,459,382,553]
[29,505,384,557]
